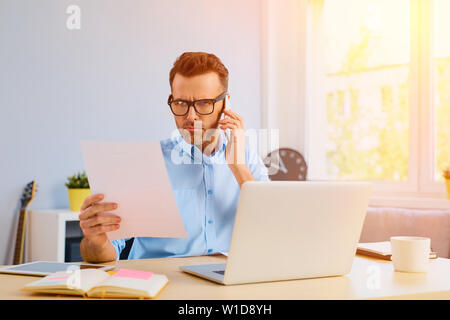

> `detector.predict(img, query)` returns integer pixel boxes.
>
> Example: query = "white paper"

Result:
[80,141,188,240]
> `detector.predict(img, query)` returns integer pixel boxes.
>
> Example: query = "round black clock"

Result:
[263,148,308,181]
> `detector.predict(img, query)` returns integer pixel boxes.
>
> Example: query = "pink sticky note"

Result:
[112,268,154,280]
[80,141,188,241]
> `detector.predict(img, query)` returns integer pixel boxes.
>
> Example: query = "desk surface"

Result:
[1,254,449,300]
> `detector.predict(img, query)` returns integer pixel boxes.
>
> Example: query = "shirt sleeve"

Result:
[246,146,270,182]
[111,238,130,261]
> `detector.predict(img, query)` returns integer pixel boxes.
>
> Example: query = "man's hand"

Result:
[219,109,246,167]
[79,194,121,247]
[218,109,255,187]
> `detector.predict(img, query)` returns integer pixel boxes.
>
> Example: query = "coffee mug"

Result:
[390,236,430,273]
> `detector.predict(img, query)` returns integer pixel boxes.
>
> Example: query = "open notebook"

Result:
[357,241,437,261]
[22,268,168,299]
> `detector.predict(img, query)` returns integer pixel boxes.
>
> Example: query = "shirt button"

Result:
[207,189,213,195]
[208,219,213,224]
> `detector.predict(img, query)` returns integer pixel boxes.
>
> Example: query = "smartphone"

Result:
[220,93,230,119]
[221,94,232,141]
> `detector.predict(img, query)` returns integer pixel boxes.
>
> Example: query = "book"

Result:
[22,268,168,299]
[357,241,438,261]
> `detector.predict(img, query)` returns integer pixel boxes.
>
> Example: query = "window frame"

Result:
[305,0,448,204]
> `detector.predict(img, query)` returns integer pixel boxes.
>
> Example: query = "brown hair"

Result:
[169,52,229,91]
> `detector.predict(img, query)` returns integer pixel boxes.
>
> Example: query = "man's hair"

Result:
[169,52,229,91]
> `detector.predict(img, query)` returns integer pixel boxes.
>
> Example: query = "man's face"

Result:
[170,72,225,148]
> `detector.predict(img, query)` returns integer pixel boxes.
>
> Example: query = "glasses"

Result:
[168,91,227,116]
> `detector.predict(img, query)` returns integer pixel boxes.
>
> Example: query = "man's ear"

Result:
[168,93,174,106]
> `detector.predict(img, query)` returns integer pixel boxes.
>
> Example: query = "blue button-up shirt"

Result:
[111,130,269,260]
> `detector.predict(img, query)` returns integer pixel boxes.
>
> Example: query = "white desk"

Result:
[2,254,449,299]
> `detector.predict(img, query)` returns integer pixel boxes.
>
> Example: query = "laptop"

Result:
[180,181,372,285]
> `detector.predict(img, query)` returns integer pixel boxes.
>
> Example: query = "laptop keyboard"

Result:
[213,270,225,275]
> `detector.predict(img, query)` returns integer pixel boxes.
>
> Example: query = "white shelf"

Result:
[26,209,81,263]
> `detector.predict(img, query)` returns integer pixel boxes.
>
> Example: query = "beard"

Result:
[179,122,220,155]
[178,109,223,153]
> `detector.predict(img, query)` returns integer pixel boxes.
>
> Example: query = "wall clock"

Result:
[264,148,308,181]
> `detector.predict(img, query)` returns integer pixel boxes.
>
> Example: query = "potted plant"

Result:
[65,171,91,212]
[444,167,450,200]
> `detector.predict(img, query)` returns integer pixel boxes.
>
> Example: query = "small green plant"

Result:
[65,171,90,189]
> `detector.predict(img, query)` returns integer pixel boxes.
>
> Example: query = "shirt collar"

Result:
[172,129,228,165]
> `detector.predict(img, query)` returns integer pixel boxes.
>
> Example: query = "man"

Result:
[79,52,269,263]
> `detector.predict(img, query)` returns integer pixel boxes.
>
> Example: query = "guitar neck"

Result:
[13,209,28,265]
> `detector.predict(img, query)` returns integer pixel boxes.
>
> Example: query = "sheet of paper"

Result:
[81,141,188,241]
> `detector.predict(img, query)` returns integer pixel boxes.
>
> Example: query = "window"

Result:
[434,0,450,182]
[306,0,449,200]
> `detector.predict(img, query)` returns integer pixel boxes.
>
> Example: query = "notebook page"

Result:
[77,269,111,292]
[92,274,168,297]
[23,271,76,290]
[23,269,109,293]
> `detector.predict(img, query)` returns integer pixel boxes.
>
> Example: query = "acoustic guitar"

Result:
[13,181,37,265]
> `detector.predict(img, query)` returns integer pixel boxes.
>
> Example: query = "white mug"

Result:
[390,236,430,273]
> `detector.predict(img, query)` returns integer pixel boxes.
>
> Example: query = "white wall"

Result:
[0,0,262,264]
[261,0,308,155]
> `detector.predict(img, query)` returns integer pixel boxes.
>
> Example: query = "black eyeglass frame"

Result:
[167,91,228,116]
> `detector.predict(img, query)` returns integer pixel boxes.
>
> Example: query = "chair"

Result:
[119,238,134,260]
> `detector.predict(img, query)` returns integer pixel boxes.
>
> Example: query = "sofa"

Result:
[359,206,450,258]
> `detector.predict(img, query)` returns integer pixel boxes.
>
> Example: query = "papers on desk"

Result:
[81,141,187,241]
[357,241,437,260]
